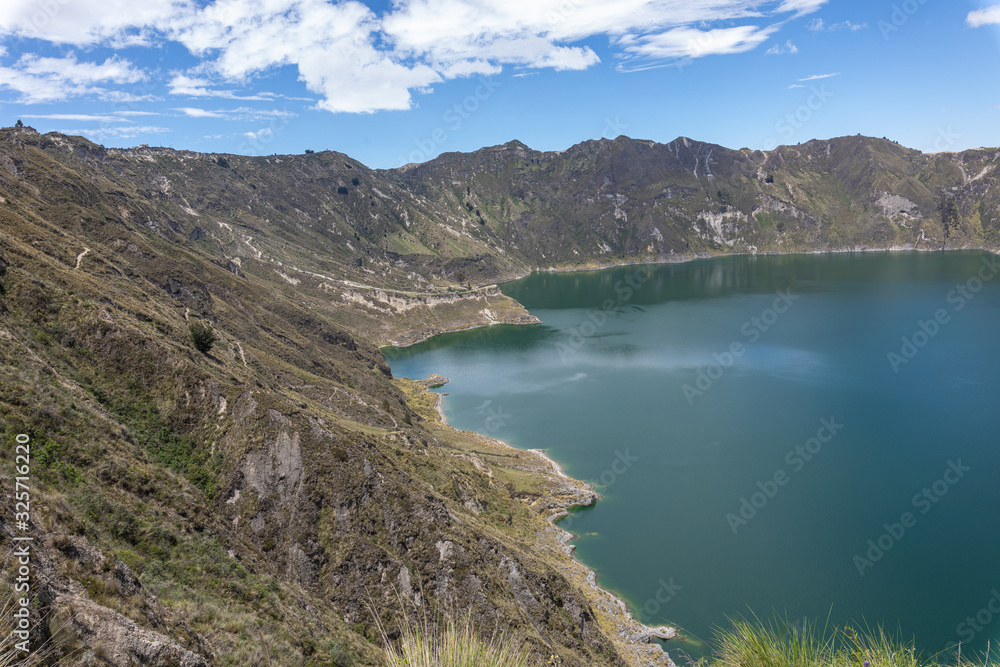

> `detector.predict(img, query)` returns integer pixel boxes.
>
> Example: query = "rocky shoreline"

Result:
[418,377,678,666]
[397,248,998,665]
[524,447,679,666]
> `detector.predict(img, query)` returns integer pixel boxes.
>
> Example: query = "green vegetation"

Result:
[690,615,994,667]
[189,321,216,354]
[1,127,998,666]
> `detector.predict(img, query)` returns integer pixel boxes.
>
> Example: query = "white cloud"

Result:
[227,106,297,119]
[172,0,443,113]
[173,107,227,118]
[622,25,778,60]
[171,105,297,121]
[766,40,799,55]
[776,0,829,15]
[56,125,170,140]
[113,110,160,116]
[23,113,128,122]
[967,5,1000,27]
[100,90,159,103]
[788,84,805,88]
[167,74,286,101]
[1,0,830,113]
[798,72,839,81]
[0,0,186,45]
[243,127,273,140]
[0,53,146,103]
[808,18,867,31]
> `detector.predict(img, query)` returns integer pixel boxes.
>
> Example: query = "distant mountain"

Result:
[0,126,996,666]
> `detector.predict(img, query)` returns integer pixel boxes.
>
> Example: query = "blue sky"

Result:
[0,0,998,168]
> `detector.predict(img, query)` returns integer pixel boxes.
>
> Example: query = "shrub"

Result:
[189,322,216,354]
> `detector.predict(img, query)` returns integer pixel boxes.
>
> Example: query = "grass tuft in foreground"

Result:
[690,614,995,667]
[377,612,531,667]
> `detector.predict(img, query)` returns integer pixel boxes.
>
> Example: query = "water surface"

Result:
[386,252,1000,662]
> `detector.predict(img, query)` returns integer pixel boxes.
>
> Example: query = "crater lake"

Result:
[386,251,1000,663]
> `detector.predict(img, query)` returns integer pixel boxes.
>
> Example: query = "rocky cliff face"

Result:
[0,126,997,666]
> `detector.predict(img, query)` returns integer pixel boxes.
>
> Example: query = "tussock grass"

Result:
[377,612,532,667]
[0,583,78,666]
[690,614,995,667]
[707,612,837,667]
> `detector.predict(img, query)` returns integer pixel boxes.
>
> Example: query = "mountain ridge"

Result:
[0,125,997,666]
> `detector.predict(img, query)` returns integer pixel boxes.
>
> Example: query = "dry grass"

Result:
[377,613,532,667]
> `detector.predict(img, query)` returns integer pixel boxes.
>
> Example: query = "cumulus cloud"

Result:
[0,0,186,45]
[243,127,273,140]
[0,53,146,102]
[967,5,1000,27]
[0,0,829,113]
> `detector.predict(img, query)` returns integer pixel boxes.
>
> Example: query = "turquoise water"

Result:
[386,252,1000,662]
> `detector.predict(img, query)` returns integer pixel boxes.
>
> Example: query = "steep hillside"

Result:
[0,128,629,666]
[390,135,999,266]
[0,125,998,666]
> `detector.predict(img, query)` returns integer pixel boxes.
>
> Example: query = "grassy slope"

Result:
[0,130,626,665]
[1,126,998,665]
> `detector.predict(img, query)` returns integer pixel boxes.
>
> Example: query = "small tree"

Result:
[15,119,23,128]
[189,322,216,354]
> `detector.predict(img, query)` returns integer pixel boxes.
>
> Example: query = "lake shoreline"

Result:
[394,247,1000,662]
[471,430,679,666]
[381,246,998,351]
